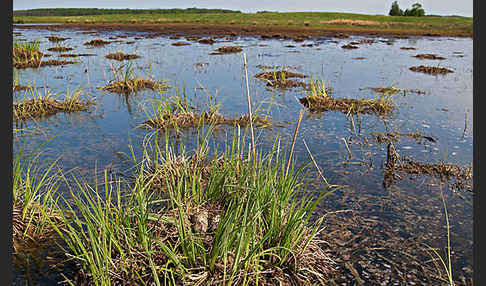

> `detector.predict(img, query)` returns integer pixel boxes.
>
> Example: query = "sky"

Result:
[12,0,473,17]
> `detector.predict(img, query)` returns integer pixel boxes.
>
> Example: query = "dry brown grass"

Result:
[84,39,111,46]
[105,51,140,61]
[13,93,92,121]
[59,53,97,57]
[409,65,453,74]
[413,54,446,60]
[211,45,242,54]
[142,111,272,130]
[47,46,73,52]
[255,70,308,89]
[99,78,169,94]
[299,94,395,115]
[171,41,191,46]
[47,35,69,42]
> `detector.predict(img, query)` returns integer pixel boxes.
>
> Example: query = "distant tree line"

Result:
[389,1,425,16]
[13,8,242,17]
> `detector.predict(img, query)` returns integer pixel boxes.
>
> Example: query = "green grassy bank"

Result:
[13,11,472,37]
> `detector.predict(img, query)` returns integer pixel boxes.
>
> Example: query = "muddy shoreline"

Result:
[13,23,471,39]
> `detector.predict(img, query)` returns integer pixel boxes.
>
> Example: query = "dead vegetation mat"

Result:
[142,111,272,130]
[413,54,446,60]
[299,95,395,115]
[409,65,453,75]
[47,46,73,52]
[83,39,111,46]
[384,144,472,192]
[13,97,91,121]
[105,51,140,60]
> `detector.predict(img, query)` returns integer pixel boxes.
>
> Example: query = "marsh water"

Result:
[13,26,473,284]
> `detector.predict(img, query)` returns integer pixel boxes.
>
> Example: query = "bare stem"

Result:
[286,109,304,177]
[243,53,256,162]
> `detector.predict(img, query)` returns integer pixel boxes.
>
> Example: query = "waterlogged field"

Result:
[13,25,473,285]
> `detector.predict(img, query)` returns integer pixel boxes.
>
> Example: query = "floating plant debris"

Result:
[185,36,201,41]
[400,46,417,50]
[198,37,215,44]
[126,41,135,44]
[255,70,307,80]
[59,53,97,57]
[171,41,191,46]
[334,32,350,38]
[413,54,446,60]
[13,94,92,121]
[14,58,76,69]
[255,70,307,89]
[210,45,242,54]
[341,43,359,49]
[142,111,272,130]
[369,87,426,95]
[409,65,453,74]
[371,131,436,145]
[83,39,111,46]
[299,93,395,115]
[353,57,366,60]
[384,144,472,191]
[47,35,69,42]
[47,46,73,52]
[105,51,140,61]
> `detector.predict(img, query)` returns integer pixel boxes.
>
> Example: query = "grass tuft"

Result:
[13,86,94,121]
[299,79,395,115]
[46,127,336,285]
[105,51,140,61]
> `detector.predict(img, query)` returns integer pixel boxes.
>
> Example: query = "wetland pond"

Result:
[13,26,473,285]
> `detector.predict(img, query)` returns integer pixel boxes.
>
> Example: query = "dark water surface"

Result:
[13,27,473,284]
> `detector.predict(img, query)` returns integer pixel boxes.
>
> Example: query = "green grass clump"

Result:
[45,127,335,285]
[13,86,94,121]
[13,12,473,37]
[13,40,77,69]
[13,40,43,68]
[105,51,140,61]
[299,79,395,115]
[13,144,62,254]
[98,63,170,94]
[141,90,272,131]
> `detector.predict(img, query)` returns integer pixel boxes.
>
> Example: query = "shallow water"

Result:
[13,27,473,284]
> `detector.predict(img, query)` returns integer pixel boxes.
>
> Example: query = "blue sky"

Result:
[13,0,473,17]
